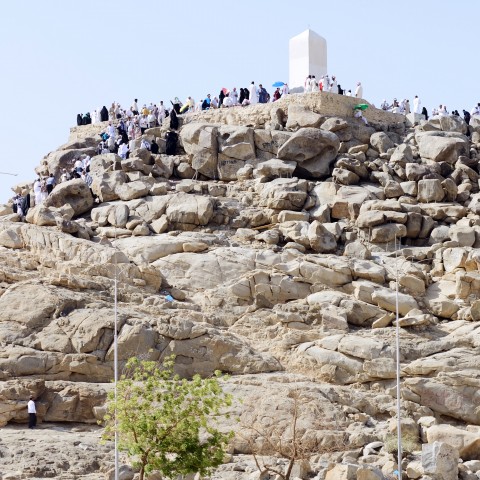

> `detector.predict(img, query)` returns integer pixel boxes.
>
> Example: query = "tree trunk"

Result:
[284,459,295,480]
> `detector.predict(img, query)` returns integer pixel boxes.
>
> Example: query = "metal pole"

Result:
[0,172,18,176]
[114,229,119,480]
[394,236,402,477]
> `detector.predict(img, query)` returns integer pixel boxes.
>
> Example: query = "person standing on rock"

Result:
[46,174,56,195]
[330,76,338,93]
[131,99,139,115]
[27,396,37,429]
[354,82,363,98]
[258,85,268,103]
[157,101,166,125]
[413,96,421,114]
[304,75,312,92]
[249,82,258,104]
[231,87,239,105]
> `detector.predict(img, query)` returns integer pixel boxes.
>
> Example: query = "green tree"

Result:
[103,356,233,480]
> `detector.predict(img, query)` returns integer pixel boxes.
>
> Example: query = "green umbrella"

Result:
[354,103,369,111]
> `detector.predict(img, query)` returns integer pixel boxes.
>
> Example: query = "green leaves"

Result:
[102,355,233,480]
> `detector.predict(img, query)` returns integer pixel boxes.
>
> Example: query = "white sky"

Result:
[1,0,478,202]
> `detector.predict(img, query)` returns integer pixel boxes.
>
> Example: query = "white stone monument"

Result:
[289,29,327,93]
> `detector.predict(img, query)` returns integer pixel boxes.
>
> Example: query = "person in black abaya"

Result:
[165,131,178,155]
[238,88,245,105]
[421,107,429,121]
[100,106,109,122]
[219,89,225,107]
[464,110,471,125]
[76,114,83,126]
[170,108,179,130]
[150,139,159,154]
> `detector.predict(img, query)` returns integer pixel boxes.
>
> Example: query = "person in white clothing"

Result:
[60,169,71,183]
[345,90,352,97]
[354,109,368,125]
[28,396,36,429]
[413,96,421,114]
[330,76,338,93]
[355,82,363,98]
[249,82,258,104]
[438,105,448,116]
[282,83,289,96]
[33,178,42,206]
[107,123,116,138]
[222,94,234,107]
[470,103,480,116]
[157,101,166,125]
[118,143,128,159]
[231,88,239,105]
[304,75,312,93]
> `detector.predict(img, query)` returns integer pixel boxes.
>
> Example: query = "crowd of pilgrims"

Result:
[12,156,94,217]
[12,73,480,217]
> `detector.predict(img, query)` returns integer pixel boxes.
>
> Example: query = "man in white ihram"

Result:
[355,82,363,98]
[413,96,422,114]
[249,82,258,104]
[28,395,37,429]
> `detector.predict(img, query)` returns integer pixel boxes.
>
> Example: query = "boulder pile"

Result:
[1,92,480,479]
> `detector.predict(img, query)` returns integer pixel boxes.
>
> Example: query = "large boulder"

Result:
[166,193,214,227]
[425,115,468,134]
[217,125,255,161]
[417,179,445,202]
[43,179,94,216]
[416,131,469,164]
[254,129,292,155]
[257,177,308,210]
[422,441,459,480]
[285,104,323,129]
[277,127,340,178]
[370,132,394,154]
[180,122,218,178]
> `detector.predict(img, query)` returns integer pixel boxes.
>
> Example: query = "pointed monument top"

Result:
[292,28,327,42]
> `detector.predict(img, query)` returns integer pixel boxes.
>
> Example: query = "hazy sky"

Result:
[1,0,479,203]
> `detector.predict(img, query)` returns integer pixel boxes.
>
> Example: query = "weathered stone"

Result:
[422,441,459,480]
[285,104,323,129]
[417,179,445,202]
[277,127,340,178]
[370,132,394,153]
[44,179,94,216]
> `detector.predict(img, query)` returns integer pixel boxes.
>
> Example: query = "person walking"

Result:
[28,396,37,429]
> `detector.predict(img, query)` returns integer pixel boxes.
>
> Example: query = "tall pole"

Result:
[114,230,119,480]
[394,236,402,477]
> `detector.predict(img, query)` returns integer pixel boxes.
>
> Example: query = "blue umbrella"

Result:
[272,81,285,87]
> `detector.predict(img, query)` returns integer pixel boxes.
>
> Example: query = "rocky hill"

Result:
[1,92,480,480]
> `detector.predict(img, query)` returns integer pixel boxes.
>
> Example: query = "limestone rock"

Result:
[285,104,323,129]
[166,193,214,227]
[44,179,94,216]
[370,131,394,153]
[277,127,340,178]
[416,131,469,164]
[422,441,459,480]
